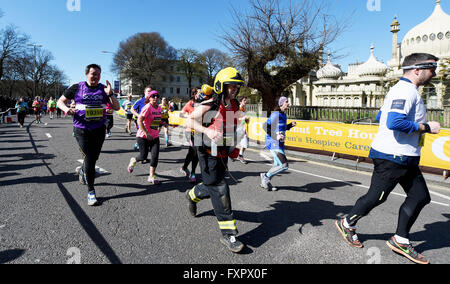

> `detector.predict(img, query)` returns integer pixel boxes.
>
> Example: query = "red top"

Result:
[182,100,195,115]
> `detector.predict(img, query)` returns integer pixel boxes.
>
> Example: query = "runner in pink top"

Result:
[127,90,165,184]
[137,102,162,140]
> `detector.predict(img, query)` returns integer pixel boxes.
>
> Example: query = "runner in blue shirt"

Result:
[260,96,296,191]
[130,86,152,151]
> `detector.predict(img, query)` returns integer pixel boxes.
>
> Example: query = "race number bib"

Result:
[85,105,104,121]
[150,117,161,130]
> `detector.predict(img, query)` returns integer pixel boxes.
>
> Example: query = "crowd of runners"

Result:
[6,52,444,264]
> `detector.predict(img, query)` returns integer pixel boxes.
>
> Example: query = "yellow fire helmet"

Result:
[214,67,245,95]
[201,84,214,96]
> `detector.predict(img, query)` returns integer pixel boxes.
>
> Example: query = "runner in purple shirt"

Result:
[57,64,120,206]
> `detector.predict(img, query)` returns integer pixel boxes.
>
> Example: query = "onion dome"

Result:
[316,52,343,79]
[357,45,388,77]
[401,0,450,58]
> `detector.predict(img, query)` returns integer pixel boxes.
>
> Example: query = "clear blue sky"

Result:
[0,0,448,85]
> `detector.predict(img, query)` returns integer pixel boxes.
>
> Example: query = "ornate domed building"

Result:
[291,0,450,109]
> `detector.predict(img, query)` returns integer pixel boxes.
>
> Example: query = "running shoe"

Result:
[133,143,139,151]
[335,219,363,248]
[189,174,197,183]
[148,175,160,184]
[260,173,270,189]
[127,158,136,174]
[180,167,191,177]
[76,166,87,185]
[185,189,197,217]
[220,235,244,253]
[238,155,248,164]
[87,191,99,206]
[386,236,429,264]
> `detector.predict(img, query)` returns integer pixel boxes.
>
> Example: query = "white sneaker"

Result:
[260,173,270,189]
[87,191,99,206]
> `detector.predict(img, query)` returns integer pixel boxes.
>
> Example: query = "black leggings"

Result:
[74,125,106,191]
[136,137,160,168]
[182,132,198,174]
[346,158,431,239]
[106,115,114,133]
[17,112,26,126]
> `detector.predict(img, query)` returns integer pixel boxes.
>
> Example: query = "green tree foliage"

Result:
[112,32,176,92]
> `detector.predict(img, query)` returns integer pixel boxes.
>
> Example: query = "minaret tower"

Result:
[389,15,401,69]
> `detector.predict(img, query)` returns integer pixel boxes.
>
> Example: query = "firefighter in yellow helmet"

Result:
[185,67,245,253]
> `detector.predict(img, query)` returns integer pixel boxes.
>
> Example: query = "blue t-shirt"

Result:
[265,111,288,151]
[132,97,147,130]
[132,97,146,115]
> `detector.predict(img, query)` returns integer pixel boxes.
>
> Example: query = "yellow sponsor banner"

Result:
[421,129,450,169]
[168,111,185,126]
[167,112,450,170]
[247,117,450,170]
[247,117,378,157]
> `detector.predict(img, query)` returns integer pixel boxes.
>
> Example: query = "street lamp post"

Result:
[28,43,43,98]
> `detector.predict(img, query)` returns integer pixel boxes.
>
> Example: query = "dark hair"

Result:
[239,97,248,102]
[402,53,439,72]
[191,86,200,101]
[85,64,101,74]
[144,85,153,91]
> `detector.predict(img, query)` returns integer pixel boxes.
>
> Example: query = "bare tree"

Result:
[221,0,345,112]
[13,48,66,98]
[178,48,204,92]
[0,25,29,82]
[201,48,231,86]
[112,32,176,93]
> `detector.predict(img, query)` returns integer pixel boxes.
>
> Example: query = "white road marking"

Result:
[258,151,449,207]
[168,134,450,207]
[45,133,52,138]
[77,160,108,174]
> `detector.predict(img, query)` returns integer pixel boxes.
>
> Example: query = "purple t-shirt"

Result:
[63,82,108,130]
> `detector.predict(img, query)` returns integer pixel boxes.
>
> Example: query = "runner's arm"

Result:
[57,84,78,115]
[187,104,221,142]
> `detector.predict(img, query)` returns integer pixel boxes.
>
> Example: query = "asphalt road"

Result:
[0,114,449,265]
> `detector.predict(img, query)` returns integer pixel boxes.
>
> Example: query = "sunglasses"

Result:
[150,95,160,99]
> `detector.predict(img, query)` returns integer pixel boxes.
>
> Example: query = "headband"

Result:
[402,62,437,70]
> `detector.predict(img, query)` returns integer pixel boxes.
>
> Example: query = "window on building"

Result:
[423,85,437,108]
[346,97,352,107]
[170,87,174,94]
[177,88,180,94]
[444,86,450,106]
[177,76,180,82]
